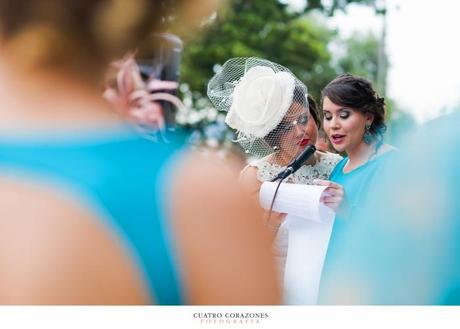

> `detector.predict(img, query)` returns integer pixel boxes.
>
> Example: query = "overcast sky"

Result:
[291,0,460,122]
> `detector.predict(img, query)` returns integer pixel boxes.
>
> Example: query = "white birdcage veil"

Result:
[207,57,311,161]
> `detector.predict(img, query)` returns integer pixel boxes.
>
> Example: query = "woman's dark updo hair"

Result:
[321,74,386,137]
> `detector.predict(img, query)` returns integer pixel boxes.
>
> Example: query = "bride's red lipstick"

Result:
[299,138,310,147]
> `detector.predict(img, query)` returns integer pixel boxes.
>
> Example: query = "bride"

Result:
[207,57,343,301]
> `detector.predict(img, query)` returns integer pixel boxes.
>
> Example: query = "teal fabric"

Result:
[329,151,395,222]
[318,150,395,303]
[319,114,460,304]
[0,127,187,304]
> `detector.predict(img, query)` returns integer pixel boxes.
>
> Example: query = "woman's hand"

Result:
[313,179,345,213]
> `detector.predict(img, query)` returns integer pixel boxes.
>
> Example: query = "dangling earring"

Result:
[363,123,373,144]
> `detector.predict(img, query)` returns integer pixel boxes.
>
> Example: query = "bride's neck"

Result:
[271,149,318,167]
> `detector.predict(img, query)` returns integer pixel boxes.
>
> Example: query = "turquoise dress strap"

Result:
[0,128,187,304]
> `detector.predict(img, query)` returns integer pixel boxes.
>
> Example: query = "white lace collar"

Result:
[249,152,342,184]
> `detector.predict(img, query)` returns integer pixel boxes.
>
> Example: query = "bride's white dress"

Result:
[248,152,342,284]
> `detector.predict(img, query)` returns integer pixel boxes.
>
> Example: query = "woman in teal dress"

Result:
[0,0,280,304]
[314,74,396,216]
[313,74,396,303]
[319,110,460,304]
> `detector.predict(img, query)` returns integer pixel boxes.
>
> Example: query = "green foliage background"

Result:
[171,0,409,145]
[179,0,383,102]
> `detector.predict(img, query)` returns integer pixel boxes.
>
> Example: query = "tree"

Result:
[330,28,396,120]
[180,0,337,102]
[335,32,379,84]
[297,0,383,15]
[176,0,383,146]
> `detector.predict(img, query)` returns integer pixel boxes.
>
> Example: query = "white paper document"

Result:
[260,182,334,222]
[260,182,336,305]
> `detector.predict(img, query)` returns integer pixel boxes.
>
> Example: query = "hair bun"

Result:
[376,97,385,106]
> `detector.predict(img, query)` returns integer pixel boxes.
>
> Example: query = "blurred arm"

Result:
[0,177,149,304]
[171,152,281,304]
[239,165,287,238]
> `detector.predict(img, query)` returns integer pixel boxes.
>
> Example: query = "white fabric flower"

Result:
[225,66,295,138]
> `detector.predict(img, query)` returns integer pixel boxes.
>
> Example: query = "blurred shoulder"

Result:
[173,149,244,191]
[168,150,280,304]
[239,163,261,194]
[380,143,398,154]
[374,143,399,160]
[0,175,149,304]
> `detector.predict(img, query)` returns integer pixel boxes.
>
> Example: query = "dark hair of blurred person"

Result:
[0,0,280,304]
